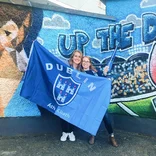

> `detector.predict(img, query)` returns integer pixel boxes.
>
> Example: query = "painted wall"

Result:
[0,0,156,122]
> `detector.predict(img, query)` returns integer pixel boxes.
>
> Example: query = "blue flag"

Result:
[20,41,112,135]
[107,43,119,72]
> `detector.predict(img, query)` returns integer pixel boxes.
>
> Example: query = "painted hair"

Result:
[82,56,97,72]
[0,3,43,57]
[68,50,83,70]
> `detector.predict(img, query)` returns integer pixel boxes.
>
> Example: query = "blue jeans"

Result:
[103,112,113,134]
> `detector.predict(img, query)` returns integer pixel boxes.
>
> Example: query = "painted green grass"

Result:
[108,104,128,115]
[108,97,156,119]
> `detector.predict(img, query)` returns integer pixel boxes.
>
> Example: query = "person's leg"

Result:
[61,119,69,132]
[60,119,75,141]
[103,113,118,147]
[68,123,76,141]
[89,135,95,145]
[103,113,113,134]
[60,119,69,141]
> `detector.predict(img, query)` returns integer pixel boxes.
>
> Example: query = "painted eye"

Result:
[4,30,11,36]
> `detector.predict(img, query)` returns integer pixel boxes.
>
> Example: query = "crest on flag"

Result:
[53,74,81,106]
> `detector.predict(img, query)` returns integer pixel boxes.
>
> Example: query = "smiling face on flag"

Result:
[53,74,81,106]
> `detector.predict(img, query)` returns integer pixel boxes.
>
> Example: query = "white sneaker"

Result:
[60,132,68,141]
[68,132,76,141]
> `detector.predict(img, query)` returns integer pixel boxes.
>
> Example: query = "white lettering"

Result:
[83,78,88,83]
[47,103,56,111]
[88,83,96,91]
[57,109,70,118]
[56,64,63,71]
[66,67,73,74]
[76,72,81,79]
[46,63,53,70]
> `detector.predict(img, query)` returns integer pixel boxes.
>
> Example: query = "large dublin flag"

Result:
[20,41,112,135]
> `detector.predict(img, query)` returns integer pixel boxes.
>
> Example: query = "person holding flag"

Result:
[20,40,114,142]
[81,56,118,147]
[60,50,83,142]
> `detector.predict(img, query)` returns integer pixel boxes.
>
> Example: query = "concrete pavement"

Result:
[0,129,156,156]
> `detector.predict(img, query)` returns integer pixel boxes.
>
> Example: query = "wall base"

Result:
[0,109,156,137]
[111,114,156,137]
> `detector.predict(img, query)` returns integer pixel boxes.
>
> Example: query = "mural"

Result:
[0,0,156,119]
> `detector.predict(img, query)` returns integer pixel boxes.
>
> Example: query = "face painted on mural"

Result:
[0,20,19,52]
[0,4,32,69]
[0,4,32,116]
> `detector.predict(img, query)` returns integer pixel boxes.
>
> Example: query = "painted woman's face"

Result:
[82,57,91,70]
[0,12,31,53]
[0,20,19,52]
[72,51,82,65]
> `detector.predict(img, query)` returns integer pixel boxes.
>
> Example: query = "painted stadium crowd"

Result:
[103,59,156,98]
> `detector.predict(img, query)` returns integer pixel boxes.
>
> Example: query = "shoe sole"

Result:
[60,139,67,141]
[69,139,76,141]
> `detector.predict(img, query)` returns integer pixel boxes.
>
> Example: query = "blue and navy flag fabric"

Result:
[107,43,119,72]
[20,41,112,135]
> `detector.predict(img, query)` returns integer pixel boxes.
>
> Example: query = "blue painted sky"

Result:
[38,0,156,62]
